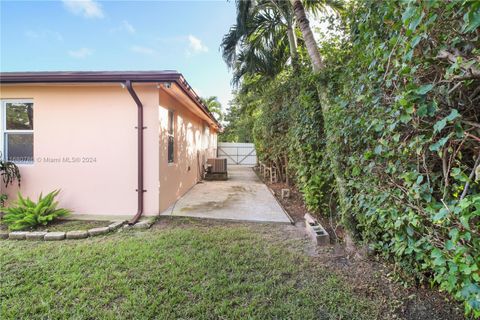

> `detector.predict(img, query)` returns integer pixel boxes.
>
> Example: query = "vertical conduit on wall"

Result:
[125,80,145,224]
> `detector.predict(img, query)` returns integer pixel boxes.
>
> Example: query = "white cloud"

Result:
[62,0,104,19]
[187,35,208,55]
[25,30,63,41]
[111,20,136,34]
[68,47,93,58]
[122,20,135,34]
[130,45,155,55]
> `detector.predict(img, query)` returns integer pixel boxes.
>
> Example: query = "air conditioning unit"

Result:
[205,158,228,181]
[207,158,227,173]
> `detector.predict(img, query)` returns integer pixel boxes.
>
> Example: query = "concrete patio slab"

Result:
[161,166,292,223]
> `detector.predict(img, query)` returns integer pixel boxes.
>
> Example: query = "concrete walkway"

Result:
[161,166,292,223]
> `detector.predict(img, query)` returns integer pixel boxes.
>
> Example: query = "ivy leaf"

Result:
[463,9,480,32]
[433,208,449,221]
[415,84,434,95]
[445,109,459,121]
[417,105,428,117]
[429,135,450,151]
[409,11,425,31]
[400,113,412,123]
[433,118,447,133]
[459,216,470,230]
[416,175,424,184]
[402,6,416,22]
[431,248,446,266]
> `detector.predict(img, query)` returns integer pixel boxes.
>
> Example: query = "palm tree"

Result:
[201,96,224,122]
[221,0,341,84]
[290,0,350,232]
[221,0,293,84]
[290,0,324,71]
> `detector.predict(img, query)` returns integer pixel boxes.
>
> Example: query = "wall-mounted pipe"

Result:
[125,80,144,224]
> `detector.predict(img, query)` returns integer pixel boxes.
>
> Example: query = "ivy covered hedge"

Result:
[226,0,479,315]
[321,0,479,315]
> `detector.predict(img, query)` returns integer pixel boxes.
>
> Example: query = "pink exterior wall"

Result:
[0,83,217,218]
[158,89,217,212]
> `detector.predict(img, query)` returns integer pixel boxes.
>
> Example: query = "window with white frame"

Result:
[1,100,34,164]
[167,110,174,163]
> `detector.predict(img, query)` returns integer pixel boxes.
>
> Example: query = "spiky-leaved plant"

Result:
[2,190,70,231]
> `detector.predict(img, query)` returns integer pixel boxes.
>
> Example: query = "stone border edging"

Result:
[1,221,126,241]
[1,218,157,241]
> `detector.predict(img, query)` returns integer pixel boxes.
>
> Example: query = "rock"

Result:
[88,227,110,236]
[9,231,28,240]
[281,188,290,199]
[108,221,125,231]
[26,231,47,240]
[0,231,9,239]
[133,220,152,229]
[122,224,133,230]
[66,230,89,239]
[44,232,65,241]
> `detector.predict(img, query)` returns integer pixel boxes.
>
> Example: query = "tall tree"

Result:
[221,0,292,84]
[221,0,340,84]
[201,96,224,122]
[290,0,351,234]
[290,0,324,71]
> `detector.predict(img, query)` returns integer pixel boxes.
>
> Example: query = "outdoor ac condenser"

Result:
[207,158,227,173]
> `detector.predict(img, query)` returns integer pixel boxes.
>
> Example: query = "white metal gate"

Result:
[217,142,257,166]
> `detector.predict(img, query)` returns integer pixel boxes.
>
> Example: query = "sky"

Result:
[0,0,236,109]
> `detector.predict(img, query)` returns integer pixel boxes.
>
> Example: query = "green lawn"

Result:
[33,219,108,232]
[1,219,387,319]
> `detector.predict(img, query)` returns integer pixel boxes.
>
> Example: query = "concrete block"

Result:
[88,227,110,236]
[108,221,125,231]
[66,230,89,239]
[9,231,28,240]
[0,231,9,239]
[44,232,65,241]
[304,213,318,225]
[26,231,47,241]
[281,189,290,199]
[305,214,330,246]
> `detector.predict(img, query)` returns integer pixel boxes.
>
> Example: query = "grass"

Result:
[34,219,108,232]
[0,219,387,319]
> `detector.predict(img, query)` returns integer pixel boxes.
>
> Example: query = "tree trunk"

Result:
[286,22,299,70]
[290,0,355,237]
[290,0,324,72]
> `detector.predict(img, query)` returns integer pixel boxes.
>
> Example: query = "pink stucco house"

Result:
[0,71,220,223]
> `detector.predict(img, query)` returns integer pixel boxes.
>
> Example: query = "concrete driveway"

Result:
[161,166,292,223]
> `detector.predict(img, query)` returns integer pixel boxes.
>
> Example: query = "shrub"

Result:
[0,160,21,207]
[2,190,71,231]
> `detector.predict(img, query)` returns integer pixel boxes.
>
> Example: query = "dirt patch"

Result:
[230,185,248,193]
[251,167,465,320]
[254,168,342,241]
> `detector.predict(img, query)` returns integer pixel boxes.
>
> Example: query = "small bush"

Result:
[1,190,71,231]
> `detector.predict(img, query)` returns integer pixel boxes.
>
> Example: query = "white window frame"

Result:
[1,99,34,165]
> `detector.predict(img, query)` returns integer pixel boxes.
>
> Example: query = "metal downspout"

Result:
[125,80,144,224]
